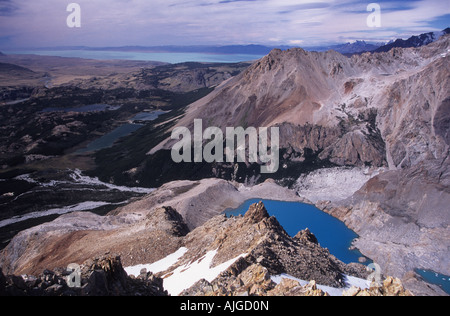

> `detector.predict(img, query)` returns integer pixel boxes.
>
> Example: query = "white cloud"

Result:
[0,0,448,48]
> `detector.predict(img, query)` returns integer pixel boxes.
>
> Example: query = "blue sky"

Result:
[0,0,449,48]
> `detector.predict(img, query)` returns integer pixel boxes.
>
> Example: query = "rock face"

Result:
[153,35,450,172]
[180,262,331,297]
[127,201,372,296]
[0,255,167,296]
[319,157,450,281]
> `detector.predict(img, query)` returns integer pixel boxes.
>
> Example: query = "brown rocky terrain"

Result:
[0,255,167,296]
[157,201,368,292]
[0,179,305,276]
[145,36,450,295]
[0,201,414,297]
[0,35,448,297]
[0,54,166,88]
[152,35,449,171]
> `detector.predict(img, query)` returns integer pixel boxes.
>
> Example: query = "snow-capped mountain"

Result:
[375,28,450,52]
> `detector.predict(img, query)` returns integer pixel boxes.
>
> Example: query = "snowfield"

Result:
[126,248,247,296]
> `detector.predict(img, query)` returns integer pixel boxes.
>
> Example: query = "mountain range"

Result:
[148,33,450,293]
[18,28,449,57]
[374,28,450,53]
[0,30,449,296]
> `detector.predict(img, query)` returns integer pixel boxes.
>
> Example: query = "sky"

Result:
[0,0,449,49]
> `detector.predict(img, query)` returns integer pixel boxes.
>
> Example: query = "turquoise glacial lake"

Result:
[415,269,450,295]
[226,199,366,265]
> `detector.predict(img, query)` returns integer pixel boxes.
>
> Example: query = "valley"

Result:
[0,34,449,296]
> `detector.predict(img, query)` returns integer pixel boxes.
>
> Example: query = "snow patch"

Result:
[162,250,247,296]
[125,247,188,277]
[69,169,154,194]
[126,248,247,296]
[271,273,370,297]
[15,169,154,194]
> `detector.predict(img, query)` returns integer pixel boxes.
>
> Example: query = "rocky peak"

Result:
[154,34,449,173]
[0,198,416,296]
[294,228,319,244]
[156,202,369,290]
[244,201,270,224]
[146,206,190,237]
[343,276,413,296]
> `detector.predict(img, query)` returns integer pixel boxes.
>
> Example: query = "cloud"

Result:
[0,0,448,48]
[0,0,17,16]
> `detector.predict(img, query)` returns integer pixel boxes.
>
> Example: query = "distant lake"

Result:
[76,123,143,154]
[76,110,165,154]
[5,50,264,64]
[225,199,366,265]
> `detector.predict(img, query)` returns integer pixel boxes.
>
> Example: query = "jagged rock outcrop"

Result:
[342,276,413,297]
[151,201,369,294]
[180,261,331,296]
[0,255,167,296]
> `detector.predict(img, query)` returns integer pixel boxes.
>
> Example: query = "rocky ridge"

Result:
[147,35,450,295]
[0,255,167,296]
[0,201,414,296]
[0,179,305,276]
[165,201,366,290]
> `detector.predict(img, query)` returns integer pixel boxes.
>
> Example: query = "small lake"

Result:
[415,269,450,295]
[76,110,165,154]
[225,199,366,265]
[76,123,142,154]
